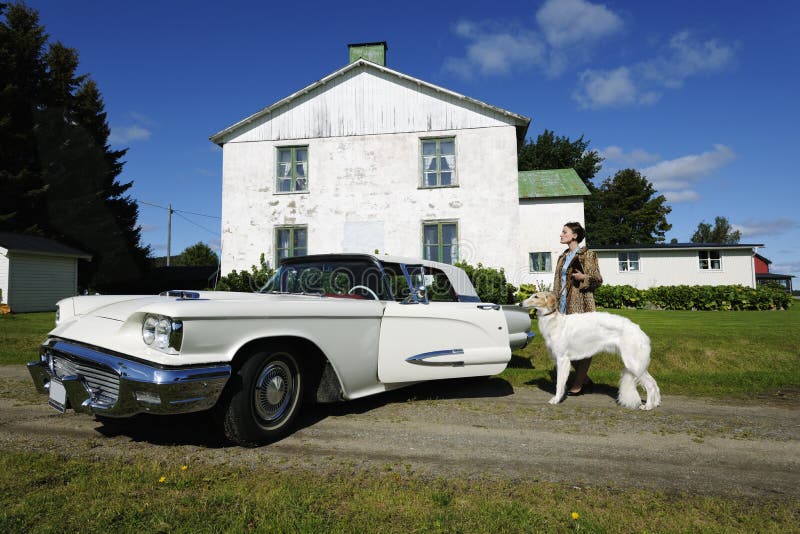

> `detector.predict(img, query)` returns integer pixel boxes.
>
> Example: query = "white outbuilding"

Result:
[0,232,91,312]
[211,42,588,286]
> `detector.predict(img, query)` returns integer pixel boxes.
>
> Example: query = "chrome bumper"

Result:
[28,339,231,417]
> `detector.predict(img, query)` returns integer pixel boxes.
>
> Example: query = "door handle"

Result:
[477,304,501,310]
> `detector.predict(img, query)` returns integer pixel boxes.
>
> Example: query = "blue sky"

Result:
[26,0,800,279]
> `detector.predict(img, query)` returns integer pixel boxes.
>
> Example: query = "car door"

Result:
[377,300,511,383]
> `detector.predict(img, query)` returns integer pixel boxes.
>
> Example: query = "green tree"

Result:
[691,216,741,244]
[0,2,149,290]
[174,242,219,266]
[517,129,603,187]
[589,169,672,245]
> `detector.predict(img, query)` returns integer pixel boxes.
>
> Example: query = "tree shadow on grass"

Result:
[94,376,515,448]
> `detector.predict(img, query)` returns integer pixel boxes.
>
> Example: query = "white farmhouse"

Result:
[211,42,587,286]
[593,243,764,289]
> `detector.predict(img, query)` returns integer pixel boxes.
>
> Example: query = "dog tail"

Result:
[617,370,642,409]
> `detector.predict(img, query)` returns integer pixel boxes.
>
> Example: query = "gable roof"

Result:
[210,59,531,146]
[592,243,763,252]
[518,168,591,199]
[0,232,91,259]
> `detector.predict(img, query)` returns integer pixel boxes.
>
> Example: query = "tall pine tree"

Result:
[0,2,149,290]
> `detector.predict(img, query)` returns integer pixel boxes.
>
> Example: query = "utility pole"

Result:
[166,203,173,266]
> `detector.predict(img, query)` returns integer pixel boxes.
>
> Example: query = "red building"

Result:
[754,254,794,292]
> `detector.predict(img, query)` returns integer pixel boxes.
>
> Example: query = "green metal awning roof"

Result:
[518,168,591,199]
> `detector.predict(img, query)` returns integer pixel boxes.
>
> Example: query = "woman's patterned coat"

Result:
[552,248,603,314]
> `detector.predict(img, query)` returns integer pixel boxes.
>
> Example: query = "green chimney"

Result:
[348,42,387,66]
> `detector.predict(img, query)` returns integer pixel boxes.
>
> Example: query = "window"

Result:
[529,252,552,272]
[423,222,458,264]
[275,226,307,264]
[618,252,640,272]
[421,138,456,187]
[276,146,308,192]
[698,250,721,270]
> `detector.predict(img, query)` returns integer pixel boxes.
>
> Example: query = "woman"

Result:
[552,221,603,395]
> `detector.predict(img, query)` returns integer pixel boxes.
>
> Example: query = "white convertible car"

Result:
[28,254,533,446]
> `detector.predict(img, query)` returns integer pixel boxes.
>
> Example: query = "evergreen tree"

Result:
[0,2,149,290]
[589,169,672,245]
[517,129,603,187]
[691,216,741,244]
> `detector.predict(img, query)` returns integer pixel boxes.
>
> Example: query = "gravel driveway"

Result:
[2,365,798,498]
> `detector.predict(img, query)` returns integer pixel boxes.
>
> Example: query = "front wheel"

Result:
[214,345,303,446]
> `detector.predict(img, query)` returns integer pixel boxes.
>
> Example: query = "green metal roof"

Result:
[518,168,591,199]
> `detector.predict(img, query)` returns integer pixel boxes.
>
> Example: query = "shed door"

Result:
[377,301,511,383]
[9,253,76,312]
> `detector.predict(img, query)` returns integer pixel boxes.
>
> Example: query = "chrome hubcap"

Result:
[254,360,294,423]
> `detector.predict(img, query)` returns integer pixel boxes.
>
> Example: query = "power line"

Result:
[174,211,221,237]
[137,199,221,219]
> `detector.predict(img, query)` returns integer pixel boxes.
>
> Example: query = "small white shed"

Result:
[0,233,91,312]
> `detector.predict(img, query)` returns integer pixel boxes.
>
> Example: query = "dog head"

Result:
[522,291,558,313]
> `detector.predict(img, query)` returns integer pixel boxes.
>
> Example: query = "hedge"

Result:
[594,284,792,311]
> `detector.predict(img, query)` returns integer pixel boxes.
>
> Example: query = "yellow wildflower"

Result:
[181,465,188,471]
[159,476,166,483]
[571,512,580,520]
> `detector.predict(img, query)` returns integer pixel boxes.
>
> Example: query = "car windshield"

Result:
[260,259,393,300]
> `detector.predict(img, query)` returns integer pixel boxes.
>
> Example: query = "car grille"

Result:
[49,352,120,407]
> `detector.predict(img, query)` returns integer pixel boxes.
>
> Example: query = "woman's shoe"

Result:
[567,377,594,396]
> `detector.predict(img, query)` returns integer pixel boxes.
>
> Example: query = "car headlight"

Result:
[55,305,60,326]
[142,314,183,353]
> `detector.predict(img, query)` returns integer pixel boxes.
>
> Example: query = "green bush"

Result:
[595,284,792,311]
[215,253,275,292]
[454,261,517,304]
[513,280,553,303]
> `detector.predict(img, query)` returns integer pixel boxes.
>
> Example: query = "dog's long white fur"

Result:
[523,292,661,410]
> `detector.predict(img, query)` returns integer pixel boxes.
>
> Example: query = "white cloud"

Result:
[138,224,159,233]
[445,0,623,79]
[732,218,798,237]
[600,146,661,165]
[109,125,152,144]
[643,31,735,88]
[662,190,700,203]
[573,67,661,108]
[444,23,546,78]
[770,260,800,276]
[536,0,623,48]
[641,144,735,187]
[578,30,735,109]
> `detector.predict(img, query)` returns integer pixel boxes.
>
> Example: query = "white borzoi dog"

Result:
[523,292,661,410]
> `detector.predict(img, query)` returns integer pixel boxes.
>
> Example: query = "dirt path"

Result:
[2,365,798,498]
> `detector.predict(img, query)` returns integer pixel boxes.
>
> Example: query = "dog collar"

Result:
[540,310,557,317]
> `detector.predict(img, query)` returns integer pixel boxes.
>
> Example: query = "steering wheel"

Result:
[348,285,379,300]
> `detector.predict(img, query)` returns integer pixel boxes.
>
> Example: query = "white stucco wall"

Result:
[221,125,524,276]
[515,198,586,288]
[596,248,757,289]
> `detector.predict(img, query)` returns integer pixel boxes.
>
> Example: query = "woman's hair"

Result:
[564,222,585,244]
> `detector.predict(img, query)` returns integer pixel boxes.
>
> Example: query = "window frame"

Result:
[529,252,552,273]
[274,225,308,266]
[419,137,458,188]
[421,220,459,264]
[698,250,722,271]
[617,252,641,272]
[275,145,309,194]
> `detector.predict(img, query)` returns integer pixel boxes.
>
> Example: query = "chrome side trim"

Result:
[406,348,465,367]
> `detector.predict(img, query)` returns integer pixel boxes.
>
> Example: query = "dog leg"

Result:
[638,372,662,410]
[550,357,571,404]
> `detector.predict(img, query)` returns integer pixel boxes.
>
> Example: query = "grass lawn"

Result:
[0,312,53,364]
[2,306,799,398]
[1,451,795,533]
[503,305,800,399]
